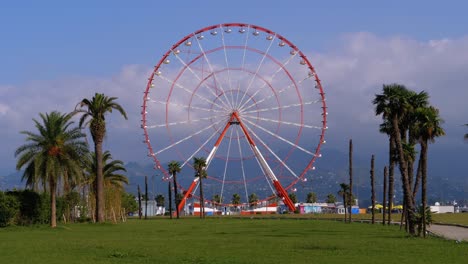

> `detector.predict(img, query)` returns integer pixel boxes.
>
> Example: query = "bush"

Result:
[6,190,43,225]
[0,191,20,227]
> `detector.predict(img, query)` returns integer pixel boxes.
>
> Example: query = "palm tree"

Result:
[326,193,336,204]
[137,185,142,219]
[193,157,207,218]
[374,84,417,234]
[212,194,222,206]
[306,192,318,203]
[83,150,128,221]
[382,166,387,225]
[248,193,258,208]
[75,93,127,222]
[15,111,88,227]
[155,194,165,207]
[288,192,298,204]
[405,91,429,180]
[379,121,396,225]
[168,180,172,219]
[231,193,241,210]
[83,151,128,193]
[212,194,222,213]
[168,161,181,219]
[464,124,468,141]
[338,183,350,223]
[414,106,445,237]
[400,142,418,231]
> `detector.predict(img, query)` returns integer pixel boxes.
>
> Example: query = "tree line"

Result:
[372,83,445,237]
[2,93,133,228]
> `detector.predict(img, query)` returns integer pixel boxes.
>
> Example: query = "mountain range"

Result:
[2,146,465,207]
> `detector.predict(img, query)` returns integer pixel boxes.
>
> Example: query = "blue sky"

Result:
[1,0,468,177]
[2,0,467,83]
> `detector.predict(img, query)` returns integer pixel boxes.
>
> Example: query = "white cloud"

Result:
[310,32,468,151]
[1,32,468,173]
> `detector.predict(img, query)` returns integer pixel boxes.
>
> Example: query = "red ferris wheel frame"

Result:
[141,23,327,213]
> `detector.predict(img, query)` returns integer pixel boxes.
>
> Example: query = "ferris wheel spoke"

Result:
[158,74,229,112]
[180,117,228,168]
[235,128,250,204]
[220,127,234,200]
[242,118,315,156]
[240,76,310,113]
[149,99,226,114]
[220,25,236,108]
[236,34,276,109]
[154,118,225,156]
[235,25,250,109]
[242,114,323,130]
[194,36,234,109]
[237,52,299,111]
[240,75,311,113]
[242,122,300,180]
[169,54,232,111]
[146,114,227,129]
[250,147,276,197]
[241,25,251,70]
[241,99,321,116]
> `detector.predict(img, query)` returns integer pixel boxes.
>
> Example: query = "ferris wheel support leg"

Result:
[273,180,296,212]
[177,178,199,214]
[234,112,296,212]
[178,120,232,214]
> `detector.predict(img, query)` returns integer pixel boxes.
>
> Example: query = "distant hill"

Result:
[2,146,466,207]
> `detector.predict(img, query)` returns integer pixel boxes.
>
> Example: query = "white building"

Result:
[430,202,455,214]
[139,200,165,216]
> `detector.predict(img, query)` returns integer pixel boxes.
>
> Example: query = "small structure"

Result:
[139,200,165,216]
[430,202,455,214]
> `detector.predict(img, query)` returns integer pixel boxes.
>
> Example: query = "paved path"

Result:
[428,224,468,241]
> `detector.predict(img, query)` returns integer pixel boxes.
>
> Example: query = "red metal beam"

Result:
[273,180,296,212]
[177,178,199,214]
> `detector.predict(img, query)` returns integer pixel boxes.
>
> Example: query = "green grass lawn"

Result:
[432,213,468,226]
[0,218,466,264]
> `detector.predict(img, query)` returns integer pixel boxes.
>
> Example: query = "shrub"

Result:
[0,191,20,227]
[6,190,42,225]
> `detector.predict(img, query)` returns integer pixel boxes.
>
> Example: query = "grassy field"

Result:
[0,218,466,264]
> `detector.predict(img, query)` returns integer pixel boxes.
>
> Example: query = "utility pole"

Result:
[145,176,148,219]
[137,185,142,220]
[383,166,387,225]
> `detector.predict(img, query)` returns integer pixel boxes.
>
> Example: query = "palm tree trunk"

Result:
[173,174,179,219]
[388,137,395,225]
[392,116,416,235]
[383,166,387,225]
[199,177,205,219]
[343,194,347,223]
[421,141,428,238]
[370,155,375,224]
[50,178,57,228]
[145,176,148,220]
[168,181,173,219]
[412,156,423,203]
[95,139,105,222]
[348,139,353,223]
[137,185,142,219]
[400,197,406,230]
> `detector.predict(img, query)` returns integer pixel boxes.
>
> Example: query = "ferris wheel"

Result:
[141,23,327,213]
